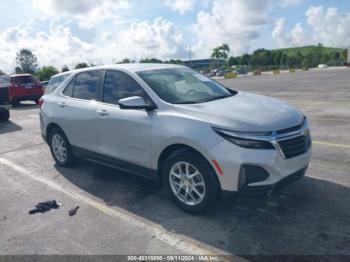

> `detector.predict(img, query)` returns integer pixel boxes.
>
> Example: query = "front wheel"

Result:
[163,149,221,213]
[48,128,75,166]
[0,110,10,121]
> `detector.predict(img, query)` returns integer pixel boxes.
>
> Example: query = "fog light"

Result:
[243,165,270,184]
[238,167,247,189]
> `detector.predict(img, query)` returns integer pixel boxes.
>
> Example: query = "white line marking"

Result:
[0,157,230,256]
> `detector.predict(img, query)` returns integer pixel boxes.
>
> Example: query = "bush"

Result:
[289,68,296,73]
[224,72,237,78]
[273,69,280,74]
[253,70,262,75]
[302,67,309,71]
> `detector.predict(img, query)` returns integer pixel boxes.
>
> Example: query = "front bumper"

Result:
[238,165,307,194]
[205,139,312,192]
[0,105,11,111]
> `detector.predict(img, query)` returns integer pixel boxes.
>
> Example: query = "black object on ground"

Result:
[28,200,60,215]
[69,206,79,216]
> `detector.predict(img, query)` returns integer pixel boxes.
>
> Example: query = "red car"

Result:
[8,74,43,105]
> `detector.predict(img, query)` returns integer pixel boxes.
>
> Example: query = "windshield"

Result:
[45,74,71,94]
[12,75,37,84]
[0,76,10,88]
[137,68,234,104]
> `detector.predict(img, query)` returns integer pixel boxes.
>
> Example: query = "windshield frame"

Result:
[137,68,237,105]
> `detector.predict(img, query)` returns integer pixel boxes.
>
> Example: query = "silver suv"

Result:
[40,64,312,213]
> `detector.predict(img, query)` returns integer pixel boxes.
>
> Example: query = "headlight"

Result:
[212,127,275,149]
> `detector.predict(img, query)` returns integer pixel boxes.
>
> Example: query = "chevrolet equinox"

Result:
[40,64,312,213]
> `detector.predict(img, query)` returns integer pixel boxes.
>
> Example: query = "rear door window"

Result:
[73,71,99,100]
[62,71,99,100]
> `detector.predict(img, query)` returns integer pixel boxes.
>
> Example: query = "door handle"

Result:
[59,102,67,108]
[96,109,109,116]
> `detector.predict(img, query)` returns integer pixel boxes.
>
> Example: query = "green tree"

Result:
[228,56,240,66]
[249,49,273,68]
[211,44,230,61]
[165,59,183,65]
[210,44,231,69]
[75,63,89,69]
[240,54,250,65]
[341,49,347,63]
[140,58,163,63]
[15,48,38,74]
[61,65,70,72]
[36,66,59,81]
[117,58,131,64]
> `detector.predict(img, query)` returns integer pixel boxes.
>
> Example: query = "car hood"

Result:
[173,91,304,132]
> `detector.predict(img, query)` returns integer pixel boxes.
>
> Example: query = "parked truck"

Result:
[0,75,11,121]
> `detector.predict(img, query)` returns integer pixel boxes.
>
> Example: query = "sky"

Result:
[0,0,350,73]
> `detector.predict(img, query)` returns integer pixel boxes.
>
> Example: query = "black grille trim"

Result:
[278,134,311,159]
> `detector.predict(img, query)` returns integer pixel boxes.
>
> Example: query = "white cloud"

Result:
[192,0,270,57]
[32,0,129,28]
[272,6,350,48]
[165,0,197,15]
[101,33,112,42]
[117,17,187,59]
[272,18,309,47]
[279,0,302,7]
[306,6,350,47]
[0,16,187,73]
[0,19,98,73]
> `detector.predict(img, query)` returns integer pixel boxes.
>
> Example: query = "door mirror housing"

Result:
[119,96,156,111]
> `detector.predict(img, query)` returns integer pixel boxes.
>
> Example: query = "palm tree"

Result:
[211,44,231,69]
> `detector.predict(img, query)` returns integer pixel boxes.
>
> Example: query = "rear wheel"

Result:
[0,110,10,121]
[163,149,221,213]
[48,127,75,166]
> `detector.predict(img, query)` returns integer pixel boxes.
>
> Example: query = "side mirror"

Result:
[119,96,156,111]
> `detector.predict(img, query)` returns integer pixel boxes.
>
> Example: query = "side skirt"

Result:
[72,146,158,181]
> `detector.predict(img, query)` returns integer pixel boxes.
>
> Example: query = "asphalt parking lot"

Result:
[0,68,349,258]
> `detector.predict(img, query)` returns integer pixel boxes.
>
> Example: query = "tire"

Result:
[162,149,221,213]
[0,110,10,121]
[11,100,19,107]
[48,127,75,167]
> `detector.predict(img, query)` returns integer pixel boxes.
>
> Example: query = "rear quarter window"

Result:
[45,74,71,94]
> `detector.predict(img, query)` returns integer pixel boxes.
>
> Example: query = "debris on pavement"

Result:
[68,206,79,216]
[28,200,61,215]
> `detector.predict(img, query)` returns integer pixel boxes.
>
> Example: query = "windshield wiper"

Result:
[196,94,232,103]
[175,94,232,105]
[176,100,202,104]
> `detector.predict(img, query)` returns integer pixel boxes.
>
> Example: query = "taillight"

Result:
[38,98,44,108]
